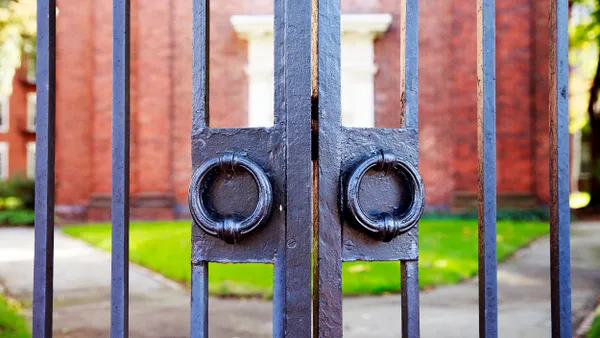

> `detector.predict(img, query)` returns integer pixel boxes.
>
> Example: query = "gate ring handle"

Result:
[346,151,425,242]
[188,152,273,244]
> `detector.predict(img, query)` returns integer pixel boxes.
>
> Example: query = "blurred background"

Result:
[0,0,600,337]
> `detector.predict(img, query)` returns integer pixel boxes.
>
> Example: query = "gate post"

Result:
[189,0,313,336]
[314,0,423,337]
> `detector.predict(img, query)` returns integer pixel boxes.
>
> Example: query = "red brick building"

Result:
[41,0,552,220]
[0,65,36,182]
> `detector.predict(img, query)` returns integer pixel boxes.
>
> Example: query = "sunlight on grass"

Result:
[63,219,549,297]
[0,292,29,338]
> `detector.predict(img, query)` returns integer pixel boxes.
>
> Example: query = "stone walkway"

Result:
[1,222,600,337]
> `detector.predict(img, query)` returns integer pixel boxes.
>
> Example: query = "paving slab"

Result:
[0,222,599,337]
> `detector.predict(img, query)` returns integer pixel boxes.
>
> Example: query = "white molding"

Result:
[0,142,8,180]
[26,141,35,179]
[0,95,9,133]
[26,92,36,132]
[231,14,392,38]
[232,13,391,128]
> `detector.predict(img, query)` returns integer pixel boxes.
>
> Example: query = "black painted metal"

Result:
[190,0,210,336]
[31,0,573,336]
[189,152,273,244]
[32,1,56,337]
[345,151,424,242]
[275,0,313,335]
[314,0,343,335]
[315,0,422,335]
[399,2,421,336]
[549,0,572,337]
[189,0,312,336]
[111,0,131,336]
[477,0,498,336]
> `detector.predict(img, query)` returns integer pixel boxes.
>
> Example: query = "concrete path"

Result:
[1,222,600,337]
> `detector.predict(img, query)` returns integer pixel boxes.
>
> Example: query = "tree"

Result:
[570,0,600,209]
[0,0,36,95]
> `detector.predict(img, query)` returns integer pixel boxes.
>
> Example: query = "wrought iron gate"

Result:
[32,0,572,337]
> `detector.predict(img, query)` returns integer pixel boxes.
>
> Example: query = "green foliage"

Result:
[0,209,34,225]
[588,310,600,337]
[0,0,36,95]
[570,0,600,48]
[0,176,35,226]
[0,292,29,338]
[0,175,34,210]
[62,219,549,298]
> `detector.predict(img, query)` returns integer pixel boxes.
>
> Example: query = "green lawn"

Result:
[588,310,600,338]
[0,292,29,338]
[62,219,549,297]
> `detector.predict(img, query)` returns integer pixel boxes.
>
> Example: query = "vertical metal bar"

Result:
[401,0,419,130]
[32,0,56,336]
[401,261,420,338]
[400,0,420,338]
[476,0,498,336]
[400,1,420,336]
[111,0,131,336]
[549,0,572,336]
[192,0,209,132]
[271,0,313,336]
[315,0,343,336]
[191,1,209,337]
[191,263,209,337]
[284,0,313,335]
[272,1,285,336]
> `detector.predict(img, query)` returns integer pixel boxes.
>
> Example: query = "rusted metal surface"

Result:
[549,0,572,337]
[477,0,498,336]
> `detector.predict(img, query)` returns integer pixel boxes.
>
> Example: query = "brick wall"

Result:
[0,73,35,179]
[54,0,94,219]
[53,0,550,220]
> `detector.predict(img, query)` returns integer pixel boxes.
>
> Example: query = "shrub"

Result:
[0,176,34,211]
[0,209,35,226]
[0,176,35,226]
[1,176,35,210]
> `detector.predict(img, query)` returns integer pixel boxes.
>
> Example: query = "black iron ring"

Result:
[346,151,425,242]
[188,152,273,244]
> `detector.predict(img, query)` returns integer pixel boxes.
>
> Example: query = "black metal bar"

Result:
[549,0,572,336]
[399,1,420,336]
[111,0,131,336]
[191,1,210,337]
[315,0,343,336]
[401,261,419,338]
[192,0,209,132]
[285,0,312,334]
[401,0,419,130]
[476,0,498,336]
[273,0,313,336]
[191,263,209,337]
[272,1,285,336]
[32,0,56,336]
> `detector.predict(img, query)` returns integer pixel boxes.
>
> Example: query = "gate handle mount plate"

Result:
[346,151,425,242]
[188,152,273,244]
